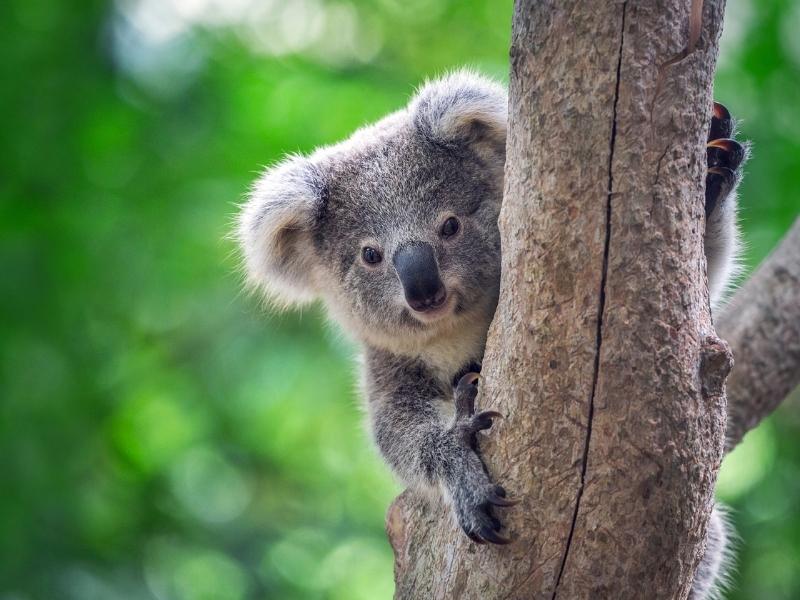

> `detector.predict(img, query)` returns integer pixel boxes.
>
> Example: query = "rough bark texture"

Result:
[388,1,730,598]
[720,218,800,452]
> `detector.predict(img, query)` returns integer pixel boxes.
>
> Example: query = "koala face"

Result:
[316,133,504,346]
[238,71,507,351]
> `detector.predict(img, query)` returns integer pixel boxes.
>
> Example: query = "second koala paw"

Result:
[706,102,746,217]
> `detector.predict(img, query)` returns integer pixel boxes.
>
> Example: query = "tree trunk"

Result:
[387,1,733,598]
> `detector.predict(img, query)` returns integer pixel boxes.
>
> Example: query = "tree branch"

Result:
[721,218,800,452]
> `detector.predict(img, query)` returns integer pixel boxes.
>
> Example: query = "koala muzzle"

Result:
[393,242,447,312]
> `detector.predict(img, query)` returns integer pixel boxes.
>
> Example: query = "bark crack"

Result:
[550,3,627,597]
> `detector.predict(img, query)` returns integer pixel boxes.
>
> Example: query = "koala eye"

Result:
[362,246,383,265]
[440,216,460,239]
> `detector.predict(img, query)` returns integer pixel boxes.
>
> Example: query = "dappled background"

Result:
[1,0,798,598]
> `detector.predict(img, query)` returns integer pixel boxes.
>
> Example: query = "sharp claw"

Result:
[713,101,731,121]
[707,138,743,152]
[457,372,480,388]
[466,530,486,544]
[709,101,733,141]
[707,138,745,170]
[455,373,478,417]
[471,414,498,433]
[478,410,504,420]
[488,493,522,507]
[479,527,511,545]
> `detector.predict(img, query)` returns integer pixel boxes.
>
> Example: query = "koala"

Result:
[237,71,747,599]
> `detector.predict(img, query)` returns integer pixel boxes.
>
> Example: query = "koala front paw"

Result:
[706,102,746,217]
[448,372,519,545]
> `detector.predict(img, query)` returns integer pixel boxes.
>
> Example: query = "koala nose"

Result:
[393,242,447,312]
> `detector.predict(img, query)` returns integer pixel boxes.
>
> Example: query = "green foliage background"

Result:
[0,0,797,598]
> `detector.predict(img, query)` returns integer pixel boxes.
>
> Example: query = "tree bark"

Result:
[388,1,732,598]
[720,218,800,452]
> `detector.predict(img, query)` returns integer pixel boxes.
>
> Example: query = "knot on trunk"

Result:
[700,335,734,400]
[386,490,412,579]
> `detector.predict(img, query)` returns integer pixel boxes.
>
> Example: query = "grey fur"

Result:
[237,70,742,597]
[689,506,737,600]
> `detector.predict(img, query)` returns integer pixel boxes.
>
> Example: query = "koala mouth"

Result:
[408,284,447,312]
[406,289,455,323]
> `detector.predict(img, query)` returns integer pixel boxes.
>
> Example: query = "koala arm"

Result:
[365,350,515,544]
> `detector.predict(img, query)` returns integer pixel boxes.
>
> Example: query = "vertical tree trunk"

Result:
[388,1,732,598]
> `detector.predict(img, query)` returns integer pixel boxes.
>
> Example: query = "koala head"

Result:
[237,71,507,352]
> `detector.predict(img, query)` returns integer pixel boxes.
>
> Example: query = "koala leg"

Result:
[689,504,734,600]
[370,370,516,545]
[705,102,746,306]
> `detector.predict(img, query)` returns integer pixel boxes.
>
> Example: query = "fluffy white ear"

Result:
[410,70,507,154]
[237,156,325,307]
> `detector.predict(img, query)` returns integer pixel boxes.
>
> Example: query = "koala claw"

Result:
[488,484,521,507]
[465,530,487,544]
[457,485,513,546]
[474,526,511,546]
[707,138,745,171]
[708,101,733,141]
[469,409,504,433]
[465,521,510,545]
[454,371,480,416]
[706,103,745,217]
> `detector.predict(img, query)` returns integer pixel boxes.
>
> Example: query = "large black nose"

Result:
[393,242,447,312]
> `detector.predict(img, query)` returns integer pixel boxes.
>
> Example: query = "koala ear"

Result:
[237,156,326,307]
[410,70,507,155]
